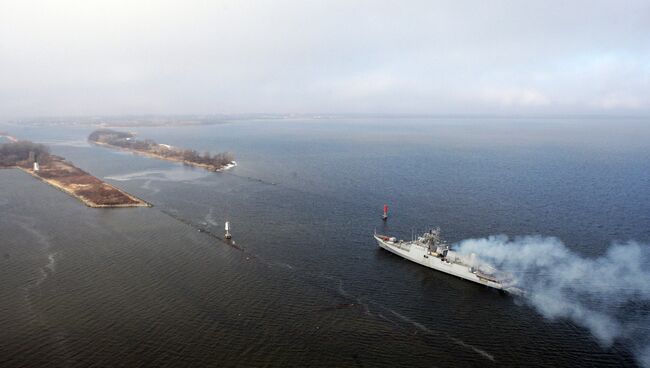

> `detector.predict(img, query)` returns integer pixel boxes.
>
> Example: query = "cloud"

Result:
[479,87,551,107]
[597,95,647,110]
[0,0,649,116]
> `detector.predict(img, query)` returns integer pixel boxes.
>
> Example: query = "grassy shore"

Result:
[2,158,150,208]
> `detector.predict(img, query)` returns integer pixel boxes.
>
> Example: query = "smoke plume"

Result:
[455,235,650,367]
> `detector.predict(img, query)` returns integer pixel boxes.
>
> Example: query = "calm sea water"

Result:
[1,117,649,367]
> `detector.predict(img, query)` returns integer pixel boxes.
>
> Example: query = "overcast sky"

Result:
[1,0,649,117]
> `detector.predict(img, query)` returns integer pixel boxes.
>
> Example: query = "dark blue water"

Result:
[1,117,649,367]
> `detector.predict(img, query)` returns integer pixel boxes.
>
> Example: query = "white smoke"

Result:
[455,235,650,367]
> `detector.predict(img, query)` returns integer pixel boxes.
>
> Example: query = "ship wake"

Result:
[455,235,650,368]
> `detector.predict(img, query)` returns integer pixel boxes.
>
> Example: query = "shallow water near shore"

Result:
[1,117,650,367]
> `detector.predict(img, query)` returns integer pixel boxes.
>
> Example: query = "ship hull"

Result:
[374,235,504,290]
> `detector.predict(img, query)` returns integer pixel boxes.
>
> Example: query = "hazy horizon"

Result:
[1,1,649,117]
[4,112,650,124]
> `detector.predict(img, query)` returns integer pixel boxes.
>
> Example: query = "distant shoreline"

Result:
[0,133,18,142]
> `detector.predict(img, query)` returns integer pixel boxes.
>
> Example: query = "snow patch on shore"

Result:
[217,161,237,171]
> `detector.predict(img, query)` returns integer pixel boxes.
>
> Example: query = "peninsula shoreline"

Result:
[90,140,237,172]
[1,157,150,208]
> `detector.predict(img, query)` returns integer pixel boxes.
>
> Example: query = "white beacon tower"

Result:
[225,221,231,239]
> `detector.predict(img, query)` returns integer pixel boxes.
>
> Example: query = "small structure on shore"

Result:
[225,221,232,239]
[29,151,40,171]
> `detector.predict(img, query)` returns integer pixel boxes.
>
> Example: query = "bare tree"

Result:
[0,141,50,166]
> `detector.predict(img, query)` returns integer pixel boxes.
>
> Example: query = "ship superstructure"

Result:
[374,229,521,293]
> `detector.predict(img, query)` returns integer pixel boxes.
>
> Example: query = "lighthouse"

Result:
[33,161,40,172]
[224,221,232,239]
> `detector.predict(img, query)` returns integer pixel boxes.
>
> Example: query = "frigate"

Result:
[374,229,522,294]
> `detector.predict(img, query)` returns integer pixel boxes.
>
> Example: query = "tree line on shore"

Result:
[0,141,50,166]
[88,129,234,168]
